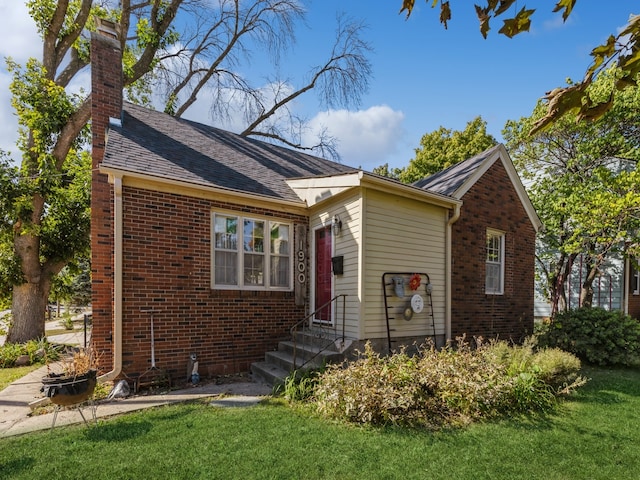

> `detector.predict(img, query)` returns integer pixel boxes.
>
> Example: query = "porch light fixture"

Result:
[332,215,342,236]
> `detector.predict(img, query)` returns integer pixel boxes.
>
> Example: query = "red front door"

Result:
[315,226,333,322]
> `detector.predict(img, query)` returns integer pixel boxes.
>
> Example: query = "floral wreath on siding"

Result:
[409,273,421,291]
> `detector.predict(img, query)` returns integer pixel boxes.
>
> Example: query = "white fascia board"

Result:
[287,171,461,210]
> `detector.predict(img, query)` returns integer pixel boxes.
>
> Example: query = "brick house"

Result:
[90,24,541,385]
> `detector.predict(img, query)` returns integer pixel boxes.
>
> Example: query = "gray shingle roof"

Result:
[412,144,502,197]
[102,102,356,203]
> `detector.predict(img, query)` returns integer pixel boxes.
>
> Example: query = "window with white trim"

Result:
[486,230,505,295]
[633,261,639,295]
[212,213,292,290]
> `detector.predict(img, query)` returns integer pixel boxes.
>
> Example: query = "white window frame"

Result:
[211,211,293,291]
[633,260,640,295]
[485,229,505,295]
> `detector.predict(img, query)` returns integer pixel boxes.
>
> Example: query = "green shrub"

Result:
[281,368,324,402]
[312,339,585,429]
[538,307,640,366]
[0,343,23,368]
[0,338,61,368]
[483,339,583,393]
[530,347,583,391]
[60,314,74,330]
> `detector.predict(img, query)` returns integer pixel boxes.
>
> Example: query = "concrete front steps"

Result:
[251,331,349,387]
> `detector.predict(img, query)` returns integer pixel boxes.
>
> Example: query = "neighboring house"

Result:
[534,255,640,320]
[90,24,541,385]
[532,156,640,321]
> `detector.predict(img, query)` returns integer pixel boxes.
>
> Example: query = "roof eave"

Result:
[100,165,309,211]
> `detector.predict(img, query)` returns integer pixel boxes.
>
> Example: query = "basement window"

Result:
[212,212,292,290]
[485,229,505,295]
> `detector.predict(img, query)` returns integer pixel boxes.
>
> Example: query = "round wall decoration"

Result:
[409,273,421,291]
[411,294,424,313]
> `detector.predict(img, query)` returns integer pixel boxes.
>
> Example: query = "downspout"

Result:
[99,176,123,382]
[445,204,461,343]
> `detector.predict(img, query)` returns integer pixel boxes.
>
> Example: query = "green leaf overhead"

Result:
[498,7,535,38]
[552,0,577,21]
[440,1,451,29]
[398,2,640,133]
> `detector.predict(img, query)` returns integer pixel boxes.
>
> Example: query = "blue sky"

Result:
[0,2,635,171]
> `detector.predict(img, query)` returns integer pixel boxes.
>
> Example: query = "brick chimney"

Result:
[90,19,123,373]
[91,18,123,169]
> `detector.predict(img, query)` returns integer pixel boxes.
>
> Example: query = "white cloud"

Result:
[0,3,39,61]
[542,13,572,32]
[305,105,406,171]
[0,3,39,157]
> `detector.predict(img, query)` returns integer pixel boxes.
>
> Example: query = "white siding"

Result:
[361,189,448,339]
[310,192,362,339]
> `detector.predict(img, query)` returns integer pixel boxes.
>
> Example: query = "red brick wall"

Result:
[88,26,310,382]
[90,30,122,372]
[116,188,308,380]
[450,160,536,342]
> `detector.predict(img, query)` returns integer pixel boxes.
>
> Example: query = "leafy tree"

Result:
[399,1,640,134]
[50,257,91,310]
[371,163,400,180]
[1,0,372,343]
[397,116,496,184]
[503,68,640,313]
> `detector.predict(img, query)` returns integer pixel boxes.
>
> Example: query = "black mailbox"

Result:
[331,255,344,275]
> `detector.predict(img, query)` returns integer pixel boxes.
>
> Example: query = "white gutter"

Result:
[445,204,462,343]
[99,176,123,382]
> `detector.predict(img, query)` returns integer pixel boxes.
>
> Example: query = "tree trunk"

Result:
[580,263,599,309]
[6,282,49,343]
[549,253,576,316]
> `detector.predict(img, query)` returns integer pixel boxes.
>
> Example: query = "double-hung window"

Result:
[486,229,505,295]
[633,260,640,295]
[213,212,291,290]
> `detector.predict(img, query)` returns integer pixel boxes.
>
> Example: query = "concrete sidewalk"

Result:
[1,315,273,437]
[0,363,274,438]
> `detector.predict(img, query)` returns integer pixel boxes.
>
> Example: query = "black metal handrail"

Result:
[290,294,347,370]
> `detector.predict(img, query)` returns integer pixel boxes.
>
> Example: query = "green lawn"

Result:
[0,366,638,480]
[0,365,40,391]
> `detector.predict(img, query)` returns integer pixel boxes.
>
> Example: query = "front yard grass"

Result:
[0,365,40,391]
[0,366,638,479]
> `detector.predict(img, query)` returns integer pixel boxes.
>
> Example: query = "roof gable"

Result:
[412,145,501,197]
[414,144,542,232]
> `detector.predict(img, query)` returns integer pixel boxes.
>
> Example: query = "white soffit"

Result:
[286,172,363,206]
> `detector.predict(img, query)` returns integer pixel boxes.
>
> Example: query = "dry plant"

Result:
[61,346,100,378]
